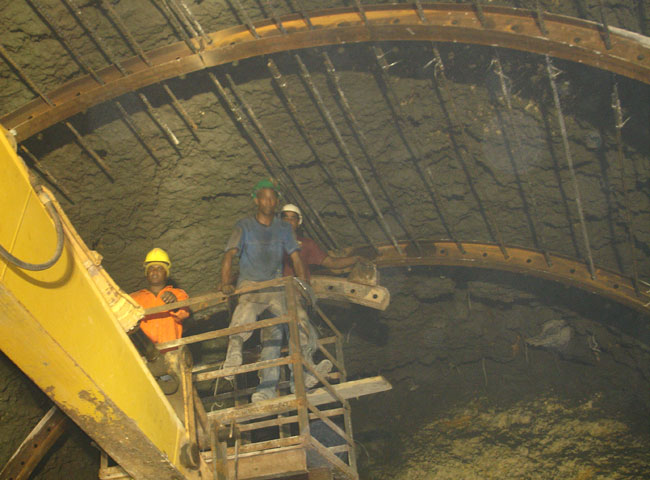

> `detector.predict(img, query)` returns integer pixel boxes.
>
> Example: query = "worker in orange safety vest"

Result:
[130,248,190,346]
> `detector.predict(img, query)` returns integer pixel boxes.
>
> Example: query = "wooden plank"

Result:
[144,278,285,315]
[226,435,303,456]
[160,314,289,350]
[307,437,357,480]
[202,444,308,480]
[237,408,346,433]
[305,402,352,447]
[207,377,392,424]
[194,354,297,382]
[0,406,69,480]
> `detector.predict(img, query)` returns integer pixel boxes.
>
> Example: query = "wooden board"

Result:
[207,377,392,424]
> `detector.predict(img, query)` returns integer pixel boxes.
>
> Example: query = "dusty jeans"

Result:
[256,301,318,398]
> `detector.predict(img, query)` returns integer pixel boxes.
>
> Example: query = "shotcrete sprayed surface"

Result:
[0,0,649,478]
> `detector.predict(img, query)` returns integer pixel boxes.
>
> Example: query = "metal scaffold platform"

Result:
[100,276,391,480]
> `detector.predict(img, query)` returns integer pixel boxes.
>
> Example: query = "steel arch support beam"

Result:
[2,4,649,142]
[346,241,650,316]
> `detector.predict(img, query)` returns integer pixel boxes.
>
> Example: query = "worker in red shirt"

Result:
[280,204,364,391]
[281,204,363,277]
[130,248,190,345]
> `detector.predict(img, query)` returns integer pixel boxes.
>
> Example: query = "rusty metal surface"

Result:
[347,240,650,316]
[3,4,649,142]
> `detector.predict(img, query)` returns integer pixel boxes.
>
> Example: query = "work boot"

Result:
[291,359,333,393]
[222,337,243,381]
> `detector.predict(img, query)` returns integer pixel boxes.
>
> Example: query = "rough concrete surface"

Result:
[0,0,649,478]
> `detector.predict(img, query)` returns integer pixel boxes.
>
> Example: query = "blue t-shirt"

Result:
[225,216,300,284]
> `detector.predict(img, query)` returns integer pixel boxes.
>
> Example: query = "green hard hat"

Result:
[251,179,281,198]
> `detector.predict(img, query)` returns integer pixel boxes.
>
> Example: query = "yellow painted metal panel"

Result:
[0,127,197,479]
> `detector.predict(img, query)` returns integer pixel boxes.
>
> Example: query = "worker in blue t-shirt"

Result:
[220,179,307,402]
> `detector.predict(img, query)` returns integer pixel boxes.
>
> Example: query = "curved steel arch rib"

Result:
[344,240,650,316]
[2,4,649,142]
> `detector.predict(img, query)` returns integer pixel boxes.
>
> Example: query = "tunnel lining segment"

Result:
[350,240,650,316]
[2,4,649,142]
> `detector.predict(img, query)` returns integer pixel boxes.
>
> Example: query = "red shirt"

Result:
[130,285,190,344]
[283,236,327,281]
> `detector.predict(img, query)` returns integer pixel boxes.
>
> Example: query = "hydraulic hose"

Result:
[0,189,64,271]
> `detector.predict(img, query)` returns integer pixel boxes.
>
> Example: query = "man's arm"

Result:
[221,248,238,294]
[289,251,307,283]
[321,254,361,270]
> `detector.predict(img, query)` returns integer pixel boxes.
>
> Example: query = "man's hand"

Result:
[161,291,178,304]
[222,284,236,295]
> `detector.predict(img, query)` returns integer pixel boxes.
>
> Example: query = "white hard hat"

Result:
[281,204,302,225]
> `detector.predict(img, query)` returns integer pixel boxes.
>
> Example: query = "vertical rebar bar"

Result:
[224,73,338,248]
[207,70,333,248]
[534,0,549,35]
[0,43,53,106]
[228,0,261,38]
[165,0,200,41]
[28,0,105,84]
[352,0,369,26]
[598,0,612,50]
[65,121,114,180]
[425,45,509,258]
[371,44,471,255]
[65,0,194,146]
[321,51,421,253]
[99,0,196,139]
[611,82,640,295]
[544,55,596,279]
[287,0,313,28]
[114,101,161,164]
[151,0,199,53]
[491,52,552,266]
[20,145,73,202]
[472,0,489,28]
[295,54,401,254]
[267,58,373,251]
[178,0,211,44]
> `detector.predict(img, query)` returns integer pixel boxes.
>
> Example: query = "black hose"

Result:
[0,190,65,271]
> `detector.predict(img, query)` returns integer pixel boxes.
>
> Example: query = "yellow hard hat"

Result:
[143,248,171,275]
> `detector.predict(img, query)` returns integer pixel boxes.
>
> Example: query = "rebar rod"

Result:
[225,73,338,248]
[19,145,73,202]
[544,55,596,279]
[99,0,152,66]
[99,0,196,138]
[63,0,164,163]
[0,43,53,106]
[534,0,549,35]
[28,0,104,84]
[370,44,467,254]
[472,0,488,28]
[414,0,426,23]
[295,54,401,254]
[598,0,612,50]
[65,122,113,180]
[611,82,640,295]
[265,0,288,34]
[229,0,261,39]
[114,101,160,164]
[491,52,552,266]
[178,0,212,44]
[162,83,199,131]
[207,71,331,248]
[288,0,313,29]
[267,58,374,251]
[137,93,180,147]
[151,0,198,53]
[352,0,369,26]
[322,51,421,253]
[424,167,466,255]
[165,0,200,41]
[426,45,509,258]
[61,0,129,75]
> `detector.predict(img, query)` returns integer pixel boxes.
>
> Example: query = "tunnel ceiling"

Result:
[1,0,649,312]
